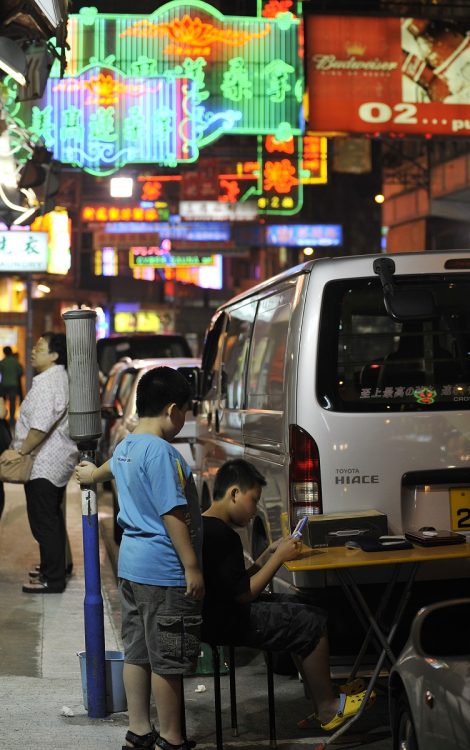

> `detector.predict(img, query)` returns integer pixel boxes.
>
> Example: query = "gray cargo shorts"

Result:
[119,578,202,675]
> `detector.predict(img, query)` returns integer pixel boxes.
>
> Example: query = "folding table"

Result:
[284,542,470,747]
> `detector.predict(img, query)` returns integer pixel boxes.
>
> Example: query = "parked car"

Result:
[96,357,147,466]
[97,334,193,378]
[100,357,201,543]
[389,598,470,750]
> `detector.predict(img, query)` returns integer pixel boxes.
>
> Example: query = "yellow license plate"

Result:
[450,488,470,532]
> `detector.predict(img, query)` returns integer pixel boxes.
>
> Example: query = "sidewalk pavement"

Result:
[0,481,393,750]
[0,480,126,749]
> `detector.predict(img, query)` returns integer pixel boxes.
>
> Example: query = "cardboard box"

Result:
[306,510,388,548]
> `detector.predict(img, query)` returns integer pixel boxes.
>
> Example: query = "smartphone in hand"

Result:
[292,515,308,539]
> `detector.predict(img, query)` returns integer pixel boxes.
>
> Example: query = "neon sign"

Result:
[129,246,215,268]
[7,66,196,176]
[81,205,165,222]
[266,224,343,246]
[0,231,48,272]
[6,1,302,174]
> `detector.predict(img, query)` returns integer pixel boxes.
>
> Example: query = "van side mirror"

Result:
[373,257,436,321]
[177,367,201,400]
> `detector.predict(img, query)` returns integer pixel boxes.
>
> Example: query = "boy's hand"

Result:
[267,538,283,554]
[184,566,205,601]
[75,461,96,485]
[272,535,303,563]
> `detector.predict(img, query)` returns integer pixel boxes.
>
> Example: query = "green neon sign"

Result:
[7,1,302,174]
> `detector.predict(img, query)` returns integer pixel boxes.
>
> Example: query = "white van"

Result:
[194,252,470,589]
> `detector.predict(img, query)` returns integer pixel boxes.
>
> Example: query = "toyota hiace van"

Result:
[194,252,470,590]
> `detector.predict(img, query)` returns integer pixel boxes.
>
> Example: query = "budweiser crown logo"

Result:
[345,41,366,56]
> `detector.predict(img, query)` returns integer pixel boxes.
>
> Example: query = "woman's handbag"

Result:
[0,449,34,483]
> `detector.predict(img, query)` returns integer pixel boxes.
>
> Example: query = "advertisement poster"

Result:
[307,16,470,136]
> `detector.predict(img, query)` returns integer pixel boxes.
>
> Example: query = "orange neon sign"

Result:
[265,135,295,154]
[53,74,157,106]
[262,0,295,19]
[120,15,271,58]
[263,159,298,193]
[81,206,161,222]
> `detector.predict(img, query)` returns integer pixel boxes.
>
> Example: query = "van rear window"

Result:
[317,275,470,412]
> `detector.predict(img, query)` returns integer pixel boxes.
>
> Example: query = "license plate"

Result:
[450,488,470,532]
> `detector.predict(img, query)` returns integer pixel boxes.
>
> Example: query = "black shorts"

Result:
[208,593,327,659]
[120,579,202,675]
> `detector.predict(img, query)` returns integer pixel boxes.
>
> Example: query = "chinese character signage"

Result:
[129,246,216,268]
[307,15,470,136]
[256,134,302,214]
[10,67,195,175]
[0,231,48,271]
[7,1,302,174]
[266,224,342,246]
[81,205,167,222]
[179,200,258,221]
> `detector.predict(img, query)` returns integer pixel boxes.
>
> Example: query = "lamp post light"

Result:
[62,308,106,718]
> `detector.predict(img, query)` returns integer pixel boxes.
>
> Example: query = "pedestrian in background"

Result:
[12,333,78,594]
[0,346,23,428]
[0,387,11,519]
[76,366,203,750]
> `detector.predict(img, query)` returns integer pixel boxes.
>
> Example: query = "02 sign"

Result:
[307,15,470,137]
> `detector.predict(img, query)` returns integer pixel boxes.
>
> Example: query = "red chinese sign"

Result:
[307,16,470,136]
[82,205,163,222]
[180,159,220,200]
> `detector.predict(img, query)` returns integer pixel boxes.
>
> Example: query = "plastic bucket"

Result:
[77,650,127,713]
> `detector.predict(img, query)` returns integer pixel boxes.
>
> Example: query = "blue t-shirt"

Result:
[110,433,202,586]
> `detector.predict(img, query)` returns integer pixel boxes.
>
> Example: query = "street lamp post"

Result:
[62,308,106,718]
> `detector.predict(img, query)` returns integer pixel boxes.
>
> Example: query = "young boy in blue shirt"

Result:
[76,367,203,750]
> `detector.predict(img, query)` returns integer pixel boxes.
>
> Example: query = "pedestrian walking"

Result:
[0,388,10,520]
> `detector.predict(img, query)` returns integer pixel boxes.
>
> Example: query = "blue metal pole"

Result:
[62,309,106,718]
[80,448,106,718]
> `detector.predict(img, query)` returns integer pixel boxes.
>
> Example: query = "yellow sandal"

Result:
[297,678,366,729]
[320,689,376,732]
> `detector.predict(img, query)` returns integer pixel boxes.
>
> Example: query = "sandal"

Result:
[122,726,158,749]
[320,689,376,732]
[297,677,367,728]
[155,735,196,750]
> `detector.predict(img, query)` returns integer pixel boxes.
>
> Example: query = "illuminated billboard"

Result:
[0,231,48,271]
[266,224,342,246]
[7,1,302,174]
[307,15,470,136]
[129,247,215,268]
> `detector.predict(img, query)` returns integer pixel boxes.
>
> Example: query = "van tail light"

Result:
[289,424,322,523]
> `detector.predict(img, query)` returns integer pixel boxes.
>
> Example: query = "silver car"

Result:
[389,598,470,750]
